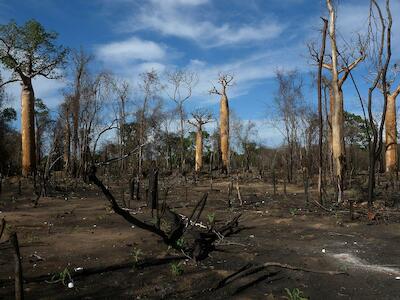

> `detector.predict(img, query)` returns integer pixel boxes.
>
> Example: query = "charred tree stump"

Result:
[10,233,24,300]
[129,176,135,201]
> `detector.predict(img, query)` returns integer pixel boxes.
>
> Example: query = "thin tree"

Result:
[323,0,366,202]
[0,20,67,176]
[317,18,328,204]
[61,96,72,172]
[366,0,392,206]
[71,48,92,177]
[166,69,198,172]
[210,73,234,174]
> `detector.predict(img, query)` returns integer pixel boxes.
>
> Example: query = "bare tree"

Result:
[210,73,234,174]
[166,69,198,172]
[317,18,328,204]
[318,0,366,202]
[365,0,392,206]
[136,70,164,198]
[60,97,72,172]
[188,108,212,172]
[231,116,258,172]
[112,79,130,173]
[273,69,303,184]
[71,48,92,177]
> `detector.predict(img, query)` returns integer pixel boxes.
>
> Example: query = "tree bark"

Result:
[21,79,36,177]
[327,0,345,202]
[195,128,203,172]
[318,18,328,204]
[220,94,230,174]
[63,104,71,172]
[385,94,397,173]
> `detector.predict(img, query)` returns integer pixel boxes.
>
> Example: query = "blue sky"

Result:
[1,0,399,146]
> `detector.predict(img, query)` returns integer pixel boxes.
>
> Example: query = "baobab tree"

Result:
[210,73,234,174]
[0,20,67,176]
[166,69,198,172]
[188,108,212,172]
[317,0,366,202]
[384,67,400,173]
[365,0,393,206]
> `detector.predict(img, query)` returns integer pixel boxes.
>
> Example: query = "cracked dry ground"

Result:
[1,178,400,299]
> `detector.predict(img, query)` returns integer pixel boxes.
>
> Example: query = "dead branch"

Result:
[88,165,240,261]
[88,166,172,242]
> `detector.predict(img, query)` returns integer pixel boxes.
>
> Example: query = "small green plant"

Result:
[170,262,184,276]
[207,212,216,224]
[175,237,185,248]
[131,247,143,263]
[289,208,298,216]
[284,288,308,300]
[47,267,72,286]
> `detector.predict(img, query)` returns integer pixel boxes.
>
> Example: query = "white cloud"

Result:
[123,0,284,48]
[96,37,166,63]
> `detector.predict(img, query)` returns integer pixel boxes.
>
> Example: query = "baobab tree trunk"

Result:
[332,89,345,202]
[385,95,397,173]
[327,0,345,202]
[220,94,229,174]
[21,79,36,177]
[195,128,203,172]
[328,86,335,185]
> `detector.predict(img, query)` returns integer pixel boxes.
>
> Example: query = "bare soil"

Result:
[1,176,400,299]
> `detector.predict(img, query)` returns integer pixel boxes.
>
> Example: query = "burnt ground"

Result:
[0,175,400,300]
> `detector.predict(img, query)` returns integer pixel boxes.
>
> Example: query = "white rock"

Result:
[322,249,326,253]
[395,277,400,280]
[68,282,74,288]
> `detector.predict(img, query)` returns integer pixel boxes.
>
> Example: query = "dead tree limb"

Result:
[88,166,171,241]
[88,165,240,260]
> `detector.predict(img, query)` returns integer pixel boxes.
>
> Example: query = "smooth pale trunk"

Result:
[21,81,36,177]
[385,95,397,173]
[327,0,346,202]
[329,87,334,150]
[220,94,229,173]
[332,89,345,201]
[195,129,203,172]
